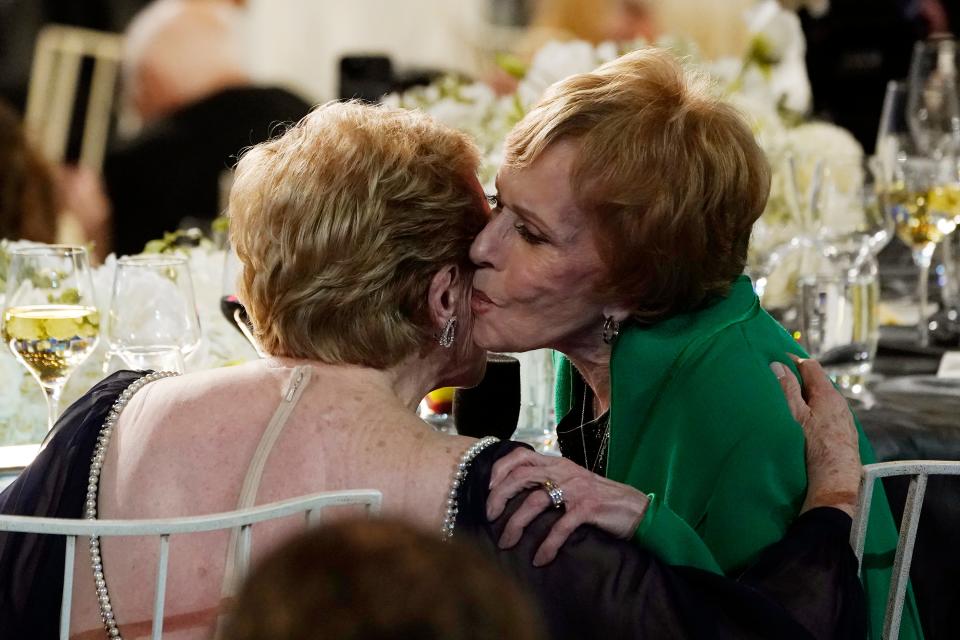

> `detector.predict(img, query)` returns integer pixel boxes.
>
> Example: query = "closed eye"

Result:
[514,222,547,245]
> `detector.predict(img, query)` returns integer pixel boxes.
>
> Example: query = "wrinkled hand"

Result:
[771,357,862,517]
[486,448,648,566]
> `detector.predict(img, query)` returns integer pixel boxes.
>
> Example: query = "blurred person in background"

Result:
[516,0,657,61]
[104,0,311,256]
[0,99,58,244]
[0,98,115,259]
[221,518,545,640]
[801,0,951,153]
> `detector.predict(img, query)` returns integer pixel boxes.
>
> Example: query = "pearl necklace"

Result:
[85,371,179,640]
[441,436,499,541]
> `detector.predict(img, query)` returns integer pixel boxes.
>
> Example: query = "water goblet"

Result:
[2,245,99,430]
[106,255,201,373]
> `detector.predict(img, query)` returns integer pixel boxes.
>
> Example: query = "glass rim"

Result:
[116,254,189,268]
[9,244,89,257]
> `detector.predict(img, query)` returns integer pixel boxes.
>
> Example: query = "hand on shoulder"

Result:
[770,357,861,517]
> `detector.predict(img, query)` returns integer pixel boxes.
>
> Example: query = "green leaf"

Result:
[495,52,528,79]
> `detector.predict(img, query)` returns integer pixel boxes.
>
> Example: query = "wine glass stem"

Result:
[918,262,930,348]
[943,234,958,308]
[43,383,64,431]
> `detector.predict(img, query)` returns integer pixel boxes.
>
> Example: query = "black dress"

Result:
[0,372,866,639]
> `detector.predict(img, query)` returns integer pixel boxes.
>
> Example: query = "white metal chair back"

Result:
[24,24,123,171]
[0,489,382,640]
[849,460,960,640]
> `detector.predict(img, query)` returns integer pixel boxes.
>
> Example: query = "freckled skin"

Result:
[469,141,612,356]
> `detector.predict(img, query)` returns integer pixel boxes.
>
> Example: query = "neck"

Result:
[563,342,613,413]
[266,354,442,414]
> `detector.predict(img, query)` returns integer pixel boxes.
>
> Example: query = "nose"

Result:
[469,215,501,269]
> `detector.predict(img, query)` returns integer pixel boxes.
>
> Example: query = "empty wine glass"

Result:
[817,158,893,269]
[906,36,960,160]
[107,255,201,373]
[2,245,99,430]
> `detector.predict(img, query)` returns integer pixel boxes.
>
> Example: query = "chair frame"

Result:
[849,460,960,640]
[0,489,382,640]
[24,24,123,171]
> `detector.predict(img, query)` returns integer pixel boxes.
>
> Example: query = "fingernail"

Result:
[498,534,515,549]
[769,362,787,379]
[532,553,546,567]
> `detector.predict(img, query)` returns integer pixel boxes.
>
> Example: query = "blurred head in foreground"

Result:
[221,518,544,640]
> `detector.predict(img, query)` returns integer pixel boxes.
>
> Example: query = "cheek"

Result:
[503,252,601,312]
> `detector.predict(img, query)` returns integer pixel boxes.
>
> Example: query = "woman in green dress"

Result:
[471,47,922,640]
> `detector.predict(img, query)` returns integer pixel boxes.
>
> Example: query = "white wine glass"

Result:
[2,245,100,430]
[877,156,958,347]
[106,255,201,373]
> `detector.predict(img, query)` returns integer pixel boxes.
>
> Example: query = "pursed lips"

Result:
[470,288,496,314]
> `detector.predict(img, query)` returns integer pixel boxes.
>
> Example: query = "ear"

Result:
[427,264,462,328]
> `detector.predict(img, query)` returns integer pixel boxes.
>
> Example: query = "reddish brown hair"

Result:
[505,48,770,322]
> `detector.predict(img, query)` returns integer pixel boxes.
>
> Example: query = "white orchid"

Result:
[742,0,812,115]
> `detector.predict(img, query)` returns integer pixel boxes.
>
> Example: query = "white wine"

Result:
[882,184,958,248]
[3,305,100,386]
[928,184,960,222]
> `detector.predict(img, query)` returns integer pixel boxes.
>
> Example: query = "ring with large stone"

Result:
[542,480,565,509]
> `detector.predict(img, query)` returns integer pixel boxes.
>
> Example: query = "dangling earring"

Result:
[602,316,620,345]
[439,317,457,348]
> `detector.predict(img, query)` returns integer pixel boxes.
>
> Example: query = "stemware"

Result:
[877,74,960,346]
[814,157,892,267]
[219,246,264,357]
[906,37,960,160]
[2,245,99,430]
[877,156,958,346]
[106,255,201,373]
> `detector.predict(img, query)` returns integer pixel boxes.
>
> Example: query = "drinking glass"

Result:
[878,156,958,346]
[797,256,880,381]
[106,255,201,373]
[875,81,915,175]
[906,37,960,160]
[453,353,521,441]
[219,246,264,357]
[2,245,100,429]
[814,158,892,268]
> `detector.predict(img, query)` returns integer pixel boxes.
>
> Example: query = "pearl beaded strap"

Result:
[441,436,499,542]
[86,371,179,640]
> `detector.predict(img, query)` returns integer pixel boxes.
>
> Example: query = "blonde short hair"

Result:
[229,102,486,367]
[505,48,770,322]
